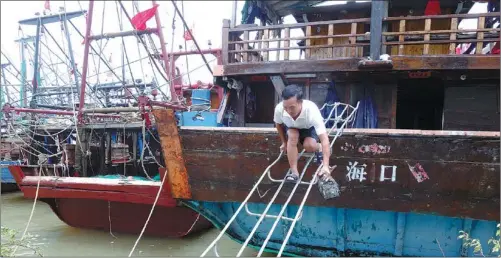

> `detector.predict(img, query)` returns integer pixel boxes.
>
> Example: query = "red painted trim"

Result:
[10,165,176,207]
[20,186,177,207]
[8,165,25,189]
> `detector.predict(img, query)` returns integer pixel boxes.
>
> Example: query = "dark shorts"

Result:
[283,125,319,145]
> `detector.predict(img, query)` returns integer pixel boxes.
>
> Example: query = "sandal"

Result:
[285,172,299,183]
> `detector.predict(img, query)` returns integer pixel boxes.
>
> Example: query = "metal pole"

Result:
[231,0,237,28]
[152,0,179,103]
[78,0,95,123]
[62,13,80,96]
[0,66,4,120]
[30,19,42,108]
[20,40,27,107]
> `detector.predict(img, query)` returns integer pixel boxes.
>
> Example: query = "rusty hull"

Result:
[174,127,500,222]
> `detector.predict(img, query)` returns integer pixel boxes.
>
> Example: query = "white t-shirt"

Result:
[273,100,327,135]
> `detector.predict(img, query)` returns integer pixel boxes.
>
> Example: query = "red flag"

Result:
[491,42,500,55]
[424,0,441,15]
[183,29,193,41]
[44,0,50,10]
[131,4,159,31]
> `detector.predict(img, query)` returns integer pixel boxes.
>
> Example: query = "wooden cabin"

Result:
[214,0,500,131]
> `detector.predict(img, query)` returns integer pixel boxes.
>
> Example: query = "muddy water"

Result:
[1,192,275,257]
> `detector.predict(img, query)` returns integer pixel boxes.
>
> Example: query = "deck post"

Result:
[222,19,230,65]
[369,0,388,60]
[151,109,192,199]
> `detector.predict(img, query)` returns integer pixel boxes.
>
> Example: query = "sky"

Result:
[0,0,490,105]
[0,0,249,104]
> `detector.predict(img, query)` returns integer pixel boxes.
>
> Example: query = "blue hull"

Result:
[1,161,20,192]
[1,161,20,184]
[185,201,499,257]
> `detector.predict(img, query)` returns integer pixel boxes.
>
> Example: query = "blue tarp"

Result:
[353,94,378,129]
[322,81,378,129]
[321,82,345,128]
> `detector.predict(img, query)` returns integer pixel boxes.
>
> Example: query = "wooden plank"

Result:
[262,29,269,61]
[184,155,499,221]
[383,27,499,36]
[222,19,230,64]
[229,32,371,44]
[423,18,431,55]
[383,37,500,46]
[284,28,290,60]
[219,56,500,75]
[350,22,358,57]
[476,16,485,54]
[275,29,281,61]
[449,18,458,54]
[152,109,191,199]
[179,130,500,163]
[383,12,500,21]
[228,18,371,32]
[176,127,500,222]
[306,25,312,59]
[243,31,249,62]
[398,20,406,55]
[328,24,334,58]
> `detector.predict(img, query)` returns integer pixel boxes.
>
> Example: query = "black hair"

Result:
[281,84,303,101]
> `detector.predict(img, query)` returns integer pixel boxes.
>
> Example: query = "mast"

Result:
[78,0,94,123]
[20,39,27,107]
[62,11,80,97]
[16,36,36,108]
[30,19,42,108]
[0,65,3,120]
[152,0,179,103]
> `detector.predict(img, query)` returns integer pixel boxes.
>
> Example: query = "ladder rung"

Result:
[244,203,303,222]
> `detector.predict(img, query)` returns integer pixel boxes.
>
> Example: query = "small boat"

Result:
[1,137,25,192]
[9,166,211,237]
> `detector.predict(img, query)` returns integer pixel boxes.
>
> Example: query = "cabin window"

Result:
[396,78,445,130]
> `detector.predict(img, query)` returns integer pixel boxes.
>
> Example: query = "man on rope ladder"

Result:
[274,85,332,183]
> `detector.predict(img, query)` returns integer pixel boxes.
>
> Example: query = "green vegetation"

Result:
[1,226,42,257]
[459,223,500,257]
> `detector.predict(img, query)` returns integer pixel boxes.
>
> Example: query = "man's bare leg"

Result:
[286,129,300,177]
[303,137,320,152]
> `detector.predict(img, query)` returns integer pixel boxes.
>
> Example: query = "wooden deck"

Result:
[214,55,500,76]
[216,12,500,75]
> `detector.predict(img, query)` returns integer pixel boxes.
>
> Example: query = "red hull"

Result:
[9,166,213,237]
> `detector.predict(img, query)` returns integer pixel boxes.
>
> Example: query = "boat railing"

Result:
[382,12,500,56]
[222,12,500,65]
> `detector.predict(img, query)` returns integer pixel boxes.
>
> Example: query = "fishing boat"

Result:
[1,60,28,192]
[4,1,214,238]
[4,0,499,255]
[152,0,499,256]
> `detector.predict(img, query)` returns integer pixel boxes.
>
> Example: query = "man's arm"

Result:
[310,104,330,168]
[275,123,287,145]
[318,133,330,168]
[273,103,286,146]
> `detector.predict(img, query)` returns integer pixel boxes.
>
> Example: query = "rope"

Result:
[127,162,169,257]
[12,160,45,256]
